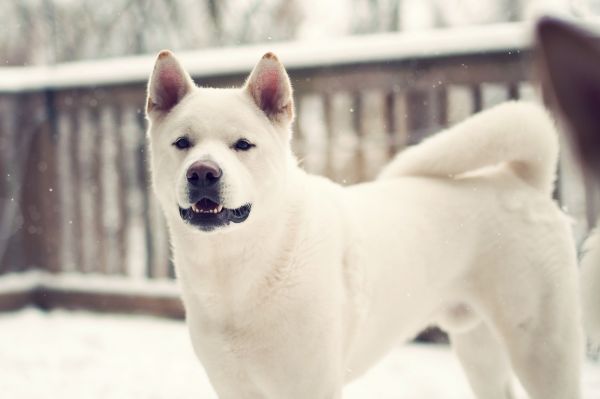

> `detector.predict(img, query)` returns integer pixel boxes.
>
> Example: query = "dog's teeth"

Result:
[190,203,221,214]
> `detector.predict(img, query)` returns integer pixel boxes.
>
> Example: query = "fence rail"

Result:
[0,23,595,316]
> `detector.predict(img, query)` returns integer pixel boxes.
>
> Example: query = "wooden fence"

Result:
[0,23,595,317]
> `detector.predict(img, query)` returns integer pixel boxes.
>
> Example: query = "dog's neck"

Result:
[168,167,308,323]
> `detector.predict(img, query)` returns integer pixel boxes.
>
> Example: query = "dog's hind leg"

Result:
[450,322,516,399]
[489,293,583,399]
[475,257,584,399]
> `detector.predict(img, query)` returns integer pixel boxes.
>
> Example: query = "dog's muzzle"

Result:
[178,160,251,231]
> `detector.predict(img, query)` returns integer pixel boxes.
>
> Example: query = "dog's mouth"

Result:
[179,198,251,231]
[190,198,224,214]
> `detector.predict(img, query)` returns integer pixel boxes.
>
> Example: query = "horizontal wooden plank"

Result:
[0,290,33,312]
[32,287,184,319]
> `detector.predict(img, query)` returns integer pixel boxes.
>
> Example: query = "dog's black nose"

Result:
[186,160,222,187]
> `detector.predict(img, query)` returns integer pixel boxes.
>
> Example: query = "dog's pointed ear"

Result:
[244,52,294,125]
[537,17,600,173]
[146,50,194,120]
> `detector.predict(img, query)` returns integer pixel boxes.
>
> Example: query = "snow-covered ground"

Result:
[0,309,598,398]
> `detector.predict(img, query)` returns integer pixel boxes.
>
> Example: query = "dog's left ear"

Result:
[245,52,294,125]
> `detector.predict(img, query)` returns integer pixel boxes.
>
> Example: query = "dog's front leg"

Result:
[185,302,346,399]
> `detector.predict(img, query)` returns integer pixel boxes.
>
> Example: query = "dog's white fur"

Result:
[146,51,583,399]
[581,231,600,345]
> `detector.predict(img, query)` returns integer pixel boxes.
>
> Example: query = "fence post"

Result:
[19,91,62,273]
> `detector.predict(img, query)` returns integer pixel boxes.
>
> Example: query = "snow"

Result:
[0,272,40,294]
[0,309,598,398]
[0,22,541,93]
[0,271,179,298]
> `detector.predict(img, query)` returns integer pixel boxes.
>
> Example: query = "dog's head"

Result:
[146,51,295,233]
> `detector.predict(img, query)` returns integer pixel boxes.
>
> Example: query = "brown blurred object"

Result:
[536,17,600,180]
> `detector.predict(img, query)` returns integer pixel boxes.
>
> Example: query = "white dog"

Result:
[145,50,583,399]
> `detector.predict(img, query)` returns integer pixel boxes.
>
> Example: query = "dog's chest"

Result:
[184,268,343,397]
[178,231,348,393]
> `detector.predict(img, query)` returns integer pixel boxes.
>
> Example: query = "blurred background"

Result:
[1,1,600,397]
[0,0,599,65]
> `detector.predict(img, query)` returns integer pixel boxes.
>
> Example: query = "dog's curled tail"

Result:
[581,229,600,347]
[378,101,559,196]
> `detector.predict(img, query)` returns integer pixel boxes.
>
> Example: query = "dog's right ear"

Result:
[537,17,600,174]
[146,50,195,120]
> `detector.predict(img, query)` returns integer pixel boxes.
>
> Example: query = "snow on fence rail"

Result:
[0,22,532,92]
[0,22,596,316]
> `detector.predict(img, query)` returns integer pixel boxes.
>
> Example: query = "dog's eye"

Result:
[173,137,191,150]
[233,138,255,151]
